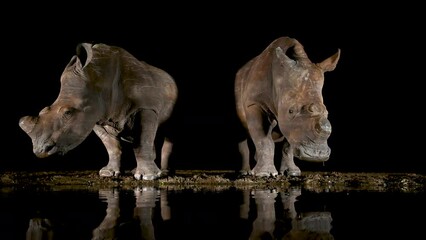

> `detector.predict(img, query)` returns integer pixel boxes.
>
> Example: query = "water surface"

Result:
[0,186,424,240]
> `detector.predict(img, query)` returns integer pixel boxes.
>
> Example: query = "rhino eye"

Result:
[62,108,75,119]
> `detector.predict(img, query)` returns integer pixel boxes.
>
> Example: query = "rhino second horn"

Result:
[19,116,36,134]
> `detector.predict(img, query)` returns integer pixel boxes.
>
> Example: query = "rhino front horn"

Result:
[19,116,36,134]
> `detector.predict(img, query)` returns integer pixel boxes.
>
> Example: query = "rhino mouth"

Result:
[34,145,58,158]
[295,142,330,162]
[34,143,69,158]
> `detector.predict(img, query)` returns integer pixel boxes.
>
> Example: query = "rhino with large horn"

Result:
[19,43,178,180]
[235,36,340,177]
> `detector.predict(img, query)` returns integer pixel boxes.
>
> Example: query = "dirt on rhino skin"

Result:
[1,170,424,193]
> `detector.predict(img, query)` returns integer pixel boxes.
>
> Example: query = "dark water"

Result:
[0,186,424,240]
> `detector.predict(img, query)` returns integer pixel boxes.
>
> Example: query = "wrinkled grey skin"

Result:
[19,43,178,180]
[235,36,340,177]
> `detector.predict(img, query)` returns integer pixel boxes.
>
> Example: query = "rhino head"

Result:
[19,43,106,158]
[272,41,340,162]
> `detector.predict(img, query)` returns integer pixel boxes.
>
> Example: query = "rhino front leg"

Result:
[279,141,301,176]
[93,125,122,177]
[246,106,278,177]
[133,109,162,180]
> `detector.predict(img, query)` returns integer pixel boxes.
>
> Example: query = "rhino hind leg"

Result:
[93,125,122,177]
[238,139,251,176]
[160,137,173,176]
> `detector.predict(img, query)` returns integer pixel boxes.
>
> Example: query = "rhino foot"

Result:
[99,168,121,177]
[251,164,278,177]
[238,170,252,176]
[280,167,301,177]
[133,163,162,180]
[251,171,279,177]
[134,172,162,181]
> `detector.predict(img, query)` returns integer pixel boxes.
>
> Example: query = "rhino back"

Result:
[86,43,178,122]
[120,59,178,120]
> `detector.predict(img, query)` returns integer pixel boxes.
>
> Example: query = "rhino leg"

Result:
[134,187,158,239]
[250,189,278,239]
[26,218,53,239]
[281,187,302,219]
[93,125,122,177]
[279,142,301,176]
[246,106,278,177]
[133,109,162,180]
[92,189,120,239]
[238,139,251,175]
[160,137,173,176]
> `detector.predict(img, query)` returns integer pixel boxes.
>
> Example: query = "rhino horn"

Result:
[19,116,37,134]
[76,43,93,68]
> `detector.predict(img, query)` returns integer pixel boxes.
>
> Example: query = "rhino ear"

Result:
[75,43,93,68]
[317,49,341,72]
[19,116,36,134]
[274,47,297,68]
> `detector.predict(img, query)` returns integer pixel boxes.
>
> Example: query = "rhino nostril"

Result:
[44,142,56,153]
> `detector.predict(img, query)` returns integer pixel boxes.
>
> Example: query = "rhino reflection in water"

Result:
[19,43,178,180]
[25,188,333,239]
[26,218,53,240]
[241,188,334,240]
[235,36,340,176]
[92,187,165,240]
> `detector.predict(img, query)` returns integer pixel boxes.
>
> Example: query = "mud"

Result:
[1,170,424,193]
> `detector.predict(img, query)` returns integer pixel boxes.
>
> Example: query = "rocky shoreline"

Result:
[1,170,424,193]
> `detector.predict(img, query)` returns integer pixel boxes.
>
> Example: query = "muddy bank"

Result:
[1,170,424,193]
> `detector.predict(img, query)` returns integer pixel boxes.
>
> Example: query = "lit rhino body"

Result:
[19,43,178,180]
[235,36,340,177]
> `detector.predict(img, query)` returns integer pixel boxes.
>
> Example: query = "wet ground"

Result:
[1,170,424,192]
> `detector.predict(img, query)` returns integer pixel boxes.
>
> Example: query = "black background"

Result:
[3,2,424,173]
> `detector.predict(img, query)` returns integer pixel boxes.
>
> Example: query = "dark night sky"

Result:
[3,2,424,174]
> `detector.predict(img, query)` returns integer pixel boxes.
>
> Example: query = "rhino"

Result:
[19,43,178,180]
[235,36,340,177]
